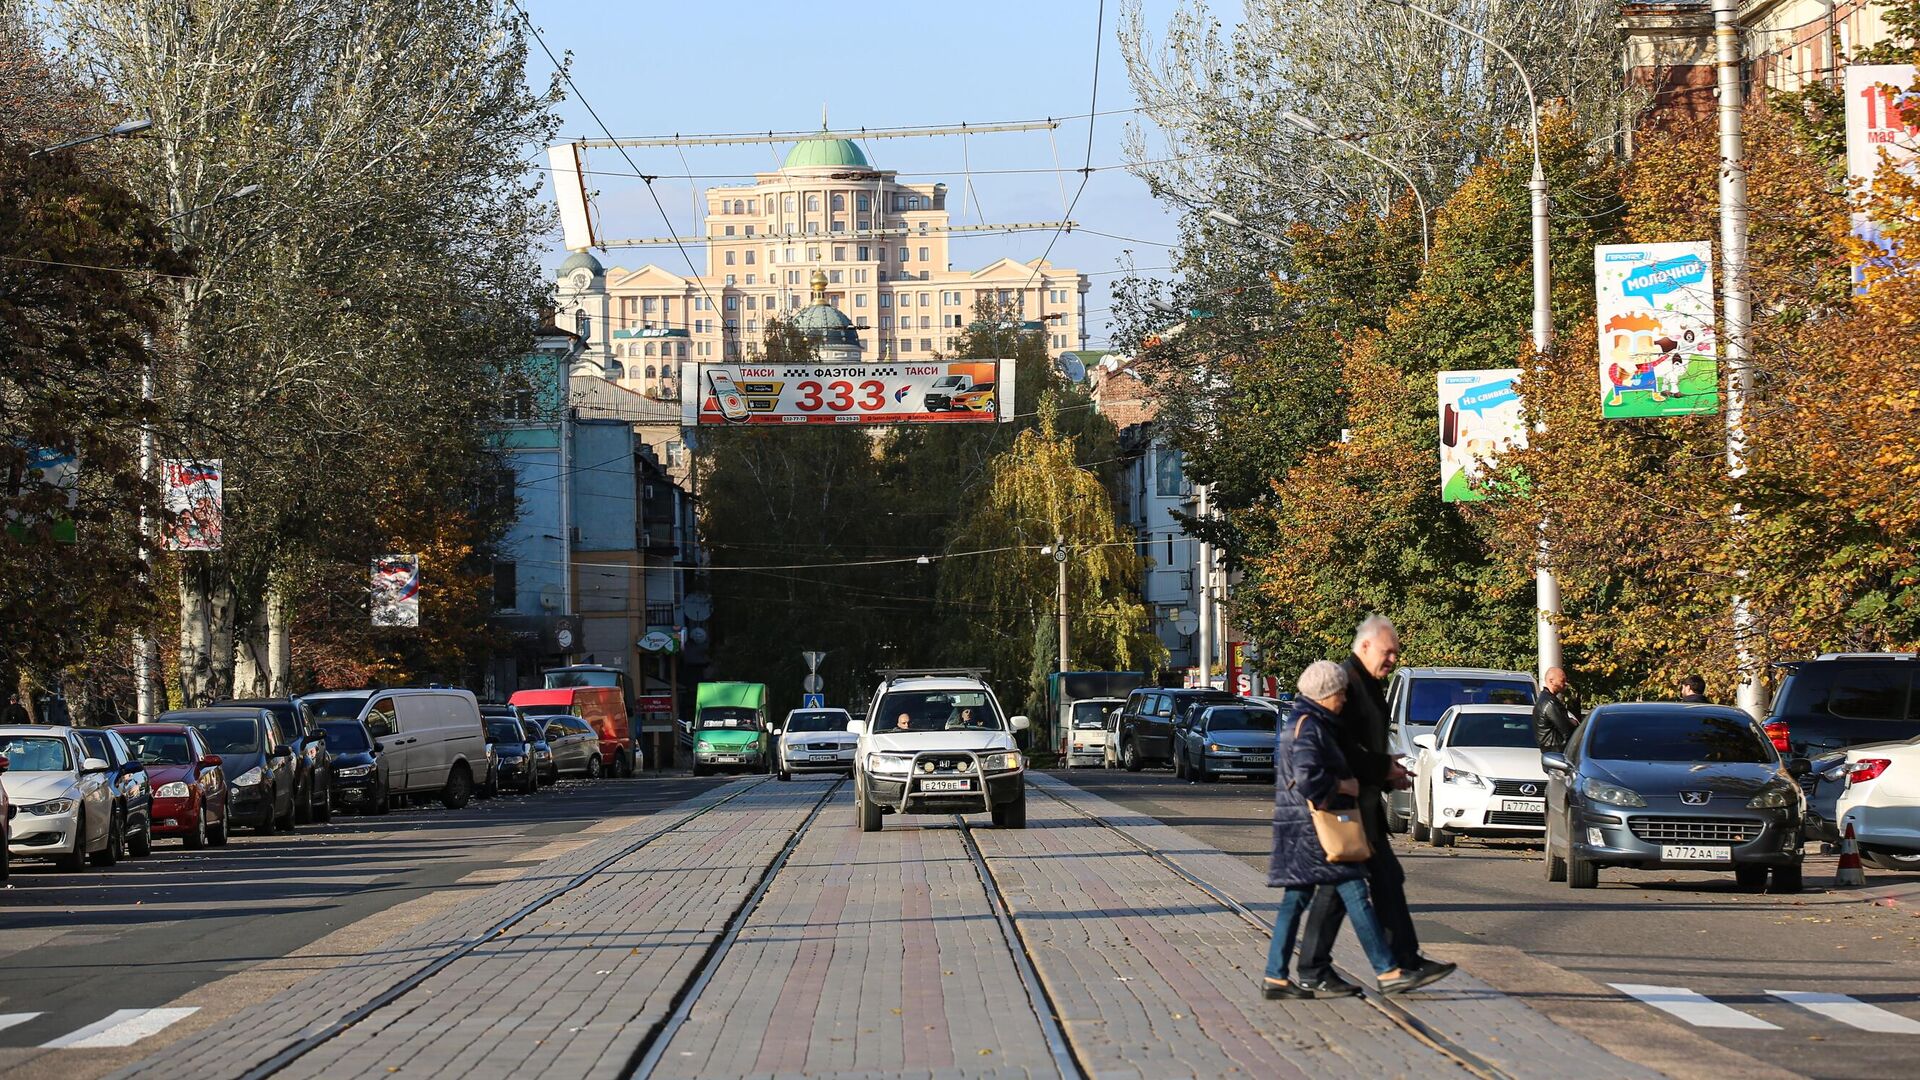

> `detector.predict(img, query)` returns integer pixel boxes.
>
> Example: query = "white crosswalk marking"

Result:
[1610,983,1780,1029]
[0,1013,41,1035]
[40,1007,199,1049]
[1767,990,1920,1034]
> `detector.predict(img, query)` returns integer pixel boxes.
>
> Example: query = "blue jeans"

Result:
[1265,879,1398,981]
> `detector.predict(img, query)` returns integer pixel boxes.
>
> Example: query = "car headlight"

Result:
[1442,767,1484,787]
[1748,783,1800,809]
[336,764,373,778]
[1581,777,1647,807]
[1206,742,1227,753]
[232,767,263,787]
[157,782,191,798]
[27,798,76,816]
[980,751,1023,772]
[696,740,716,752]
[866,753,913,777]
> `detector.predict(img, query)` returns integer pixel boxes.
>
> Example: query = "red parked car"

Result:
[112,724,229,848]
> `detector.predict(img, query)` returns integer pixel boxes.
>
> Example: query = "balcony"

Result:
[645,602,678,626]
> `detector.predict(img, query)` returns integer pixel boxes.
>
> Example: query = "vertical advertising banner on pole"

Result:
[1594,242,1719,418]
[371,554,421,627]
[1845,64,1918,285]
[1438,369,1526,503]
[162,459,223,550]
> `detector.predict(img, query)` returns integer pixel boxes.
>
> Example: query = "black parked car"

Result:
[170,708,297,834]
[220,698,333,825]
[1763,654,1920,846]
[523,718,558,786]
[76,727,154,859]
[318,718,386,815]
[1113,687,1240,771]
[1543,702,1809,892]
[484,717,540,795]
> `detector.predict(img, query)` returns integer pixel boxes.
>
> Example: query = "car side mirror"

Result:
[372,740,386,753]
[1412,734,1436,751]
[1540,751,1571,775]
[771,726,783,736]
[201,754,222,768]
[846,719,866,736]
[81,756,112,774]
[1010,715,1031,731]
[1787,757,1812,778]
[272,744,292,759]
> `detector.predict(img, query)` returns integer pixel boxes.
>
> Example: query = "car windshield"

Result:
[319,721,370,752]
[187,718,261,754]
[486,719,524,744]
[1587,711,1775,763]
[785,711,848,733]
[1072,701,1111,730]
[302,695,370,720]
[1206,708,1277,732]
[1171,694,1237,723]
[698,707,758,729]
[877,690,1002,732]
[1445,712,1536,748]
[521,721,545,743]
[0,735,71,772]
[122,731,195,765]
[1407,678,1535,726]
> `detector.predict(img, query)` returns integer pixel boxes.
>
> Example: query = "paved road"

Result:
[1053,767,1920,1080]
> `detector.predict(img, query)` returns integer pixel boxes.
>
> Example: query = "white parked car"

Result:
[852,670,1028,831]
[0,726,117,871]
[1834,737,1920,870]
[777,707,857,780]
[1410,705,1547,847]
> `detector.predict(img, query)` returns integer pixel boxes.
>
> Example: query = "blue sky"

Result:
[520,0,1192,348]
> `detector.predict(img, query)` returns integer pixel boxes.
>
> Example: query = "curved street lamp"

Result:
[32,118,153,157]
[1279,110,1429,262]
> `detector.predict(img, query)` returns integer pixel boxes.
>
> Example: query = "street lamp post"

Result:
[1279,111,1429,262]
[1204,208,1292,249]
[1382,0,1561,678]
[30,118,152,157]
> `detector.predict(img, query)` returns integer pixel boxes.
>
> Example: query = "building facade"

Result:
[556,129,1089,395]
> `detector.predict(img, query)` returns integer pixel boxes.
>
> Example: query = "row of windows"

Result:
[748,244,934,265]
[714,192,932,215]
[614,342,688,359]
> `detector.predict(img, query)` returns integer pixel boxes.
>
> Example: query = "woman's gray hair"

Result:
[1297,660,1349,701]
[1352,614,1396,653]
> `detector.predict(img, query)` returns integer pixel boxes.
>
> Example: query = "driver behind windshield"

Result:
[947,706,990,730]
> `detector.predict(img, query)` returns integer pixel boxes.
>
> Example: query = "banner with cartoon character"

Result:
[1439,369,1526,503]
[1594,242,1719,419]
[371,554,421,627]
[162,459,223,551]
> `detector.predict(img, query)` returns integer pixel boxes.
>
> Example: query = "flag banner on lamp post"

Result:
[1438,369,1526,503]
[371,554,421,627]
[1594,242,1719,419]
[161,459,223,550]
[1845,64,1918,288]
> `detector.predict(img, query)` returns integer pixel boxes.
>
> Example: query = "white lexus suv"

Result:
[852,669,1029,831]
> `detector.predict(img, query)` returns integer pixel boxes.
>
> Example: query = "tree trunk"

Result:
[233,605,270,698]
[178,556,237,706]
[267,586,292,697]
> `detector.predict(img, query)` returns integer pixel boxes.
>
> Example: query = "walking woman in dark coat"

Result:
[1264,661,1442,998]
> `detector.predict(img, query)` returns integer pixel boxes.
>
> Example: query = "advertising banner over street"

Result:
[681,359,1015,426]
[1438,369,1526,503]
[371,554,420,627]
[162,458,223,551]
[1594,242,1719,419]
[1845,64,1918,284]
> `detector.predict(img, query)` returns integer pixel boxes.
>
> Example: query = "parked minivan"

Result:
[508,686,637,777]
[301,689,487,809]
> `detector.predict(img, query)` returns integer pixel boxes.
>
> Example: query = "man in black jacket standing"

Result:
[1534,666,1579,753]
[1293,615,1454,996]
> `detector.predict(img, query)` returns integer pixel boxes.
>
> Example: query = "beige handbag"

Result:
[1291,717,1374,864]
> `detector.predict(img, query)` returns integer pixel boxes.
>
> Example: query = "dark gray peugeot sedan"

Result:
[1543,702,1810,893]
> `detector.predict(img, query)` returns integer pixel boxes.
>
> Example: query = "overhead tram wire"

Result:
[1022,0,1106,298]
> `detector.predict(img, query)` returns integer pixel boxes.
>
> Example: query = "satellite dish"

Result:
[1058,353,1087,384]
[1174,610,1200,636]
[689,626,710,645]
[683,592,713,622]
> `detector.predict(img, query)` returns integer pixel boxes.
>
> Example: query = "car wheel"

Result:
[1867,849,1920,871]
[1122,740,1143,773]
[368,779,389,815]
[56,810,88,871]
[618,752,634,778]
[857,781,883,833]
[184,809,207,850]
[692,762,708,777]
[586,755,602,780]
[1768,862,1805,894]
[276,786,296,832]
[441,764,473,809]
[778,765,792,781]
[208,809,229,846]
[991,795,1027,829]
[316,783,332,824]
[129,814,153,858]
[294,779,312,824]
[255,798,276,835]
[1734,863,1769,890]
[1544,819,1567,882]
[0,839,9,880]
[1411,798,1430,842]
[1172,747,1186,780]
[1429,824,1454,848]
[1567,851,1599,889]
[91,811,122,866]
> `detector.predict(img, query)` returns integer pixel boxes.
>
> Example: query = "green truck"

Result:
[691,682,770,775]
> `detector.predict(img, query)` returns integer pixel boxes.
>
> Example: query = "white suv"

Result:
[852,670,1029,831]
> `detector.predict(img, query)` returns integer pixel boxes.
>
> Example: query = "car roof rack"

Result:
[1814,651,1918,661]
[876,667,989,685]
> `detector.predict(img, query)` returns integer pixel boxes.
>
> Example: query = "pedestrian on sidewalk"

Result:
[1676,675,1709,703]
[2,694,29,725]
[1294,616,1455,996]
[1264,661,1450,999]
[1533,666,1580,753]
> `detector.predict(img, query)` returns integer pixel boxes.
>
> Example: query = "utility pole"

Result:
[1716,0,1761,718]
[134,348,158,723]
[1054,538,1069,673]
[1195,484,1212,688]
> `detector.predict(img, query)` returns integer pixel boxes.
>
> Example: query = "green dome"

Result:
[782,133,869,170]
[559,250,604,277]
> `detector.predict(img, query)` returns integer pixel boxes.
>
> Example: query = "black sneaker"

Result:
[1379,961,1457,995]
[1296,975,1363,998]
[1262,978,1313,1000]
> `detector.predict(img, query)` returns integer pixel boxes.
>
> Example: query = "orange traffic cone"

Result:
[1836,822,1866,887]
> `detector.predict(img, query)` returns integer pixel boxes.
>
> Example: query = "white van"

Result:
[300,689,487,809]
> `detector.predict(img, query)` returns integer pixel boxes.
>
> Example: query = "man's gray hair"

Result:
[1352,614,1397,652]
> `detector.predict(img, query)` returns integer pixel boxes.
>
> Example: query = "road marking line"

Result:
[0,1013,41,1035]
[1609,983,1780,1030]
[1767,990,1920,1034]
[41,1007,199,1048]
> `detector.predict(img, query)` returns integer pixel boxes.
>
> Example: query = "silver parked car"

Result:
[0,727,117,871]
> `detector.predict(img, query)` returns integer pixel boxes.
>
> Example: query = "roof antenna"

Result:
[822,103,829,131]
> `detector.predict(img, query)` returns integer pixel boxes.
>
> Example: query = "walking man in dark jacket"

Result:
[1293,615,1454,995]
[1534,666,1578,754]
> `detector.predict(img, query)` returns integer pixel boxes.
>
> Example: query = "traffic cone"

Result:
[1836,822,1866,887]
